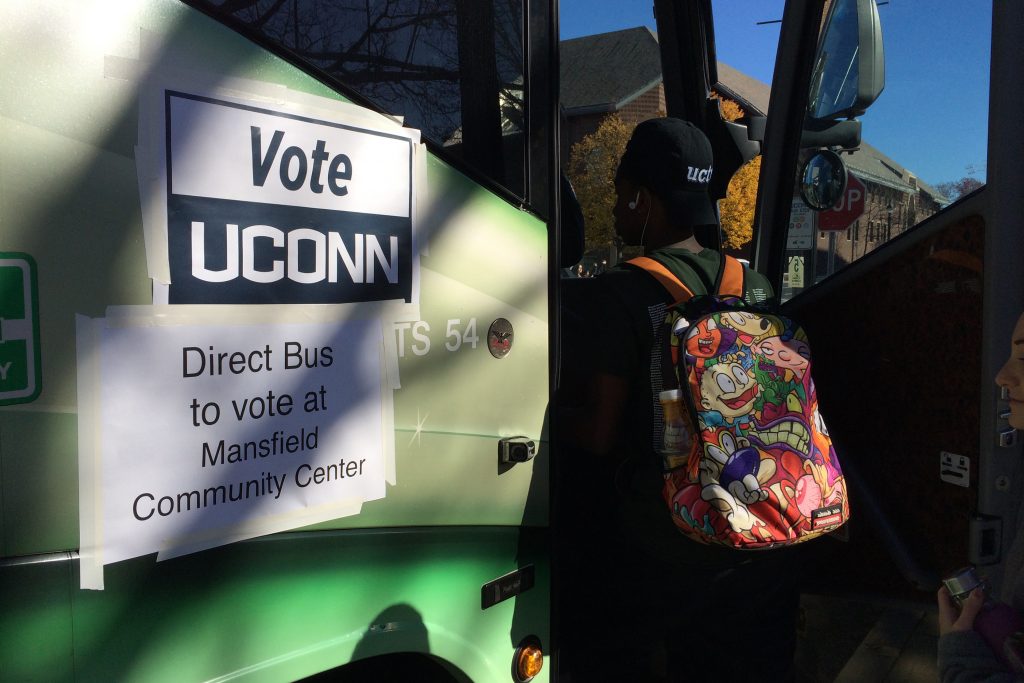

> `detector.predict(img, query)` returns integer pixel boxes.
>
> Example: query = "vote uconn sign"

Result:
[165,91,414,304]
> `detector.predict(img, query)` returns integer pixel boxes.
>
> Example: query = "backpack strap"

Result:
[629,253,747,302]
[714,254,746,298]
[627,256,696,304]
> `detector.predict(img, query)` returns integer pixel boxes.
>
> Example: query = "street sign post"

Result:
[787,197,814,249]
[819,174,866,231]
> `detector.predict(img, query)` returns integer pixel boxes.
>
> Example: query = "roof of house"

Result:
[560,26,770,117]
[560,26,946,203]
[560,27,664,115]
[846,141,946,203]
[714,61,770,117]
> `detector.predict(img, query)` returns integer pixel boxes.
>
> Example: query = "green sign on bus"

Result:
[0,253,41,405]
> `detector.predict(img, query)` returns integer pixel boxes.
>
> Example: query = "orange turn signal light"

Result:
[514,640,543,681]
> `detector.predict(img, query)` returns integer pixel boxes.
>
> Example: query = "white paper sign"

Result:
[78,311,391,588]
[137,81,424,308]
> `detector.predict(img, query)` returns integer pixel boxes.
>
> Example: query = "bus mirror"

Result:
[806,0,885,123]
[800,119,862,150]
[799,149,848,211]
[745,115,767,143]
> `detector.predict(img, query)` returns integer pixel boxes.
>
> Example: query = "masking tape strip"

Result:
[136,71,169,284]
[76,315,105,590]
[380,323,397,486]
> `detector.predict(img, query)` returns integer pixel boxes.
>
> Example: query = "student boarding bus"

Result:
[1,0,1021,680]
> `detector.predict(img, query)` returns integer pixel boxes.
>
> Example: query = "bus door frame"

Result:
[977,1,1024,569]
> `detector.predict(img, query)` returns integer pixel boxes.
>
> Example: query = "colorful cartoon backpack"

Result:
[629,254,849,549]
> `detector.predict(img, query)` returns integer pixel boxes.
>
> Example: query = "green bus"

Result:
[1,1,553,680]
[2,0,1021,680]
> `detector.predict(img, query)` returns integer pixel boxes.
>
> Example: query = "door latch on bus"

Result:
[499,437,536,464]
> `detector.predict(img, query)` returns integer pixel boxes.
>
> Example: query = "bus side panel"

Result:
[0,528,546,682]
[0,558,75,681]
[1,1,549,680]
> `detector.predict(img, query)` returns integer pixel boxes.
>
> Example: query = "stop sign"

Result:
[818,174,866,231]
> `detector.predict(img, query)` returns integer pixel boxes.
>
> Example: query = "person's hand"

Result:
[938,585,986,636]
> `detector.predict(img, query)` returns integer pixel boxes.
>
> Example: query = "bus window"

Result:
[780,1,991,301]
[194,0,529,201]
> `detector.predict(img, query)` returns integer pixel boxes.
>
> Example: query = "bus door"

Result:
[744,0,1022,598]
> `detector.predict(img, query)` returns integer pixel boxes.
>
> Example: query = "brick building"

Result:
[560,27,947,272]
[560,27,768,163]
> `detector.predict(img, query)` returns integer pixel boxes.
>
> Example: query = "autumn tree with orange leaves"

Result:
[566,114,633,252]
[714,96,760,250]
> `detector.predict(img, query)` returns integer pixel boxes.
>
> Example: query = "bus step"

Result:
[797,593,938,682]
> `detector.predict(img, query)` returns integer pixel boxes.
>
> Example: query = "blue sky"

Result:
[559,0,991,187]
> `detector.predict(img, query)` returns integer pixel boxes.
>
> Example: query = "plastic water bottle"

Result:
[659,389,692,470]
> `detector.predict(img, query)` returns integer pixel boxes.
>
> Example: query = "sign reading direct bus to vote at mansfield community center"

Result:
[76,83,419,589]
[77,312,391,590]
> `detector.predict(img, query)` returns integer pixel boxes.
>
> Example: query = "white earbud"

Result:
[628,191,640,210]
[640,200,652,247]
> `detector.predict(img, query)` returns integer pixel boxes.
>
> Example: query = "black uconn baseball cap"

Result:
[616,117,717,226]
